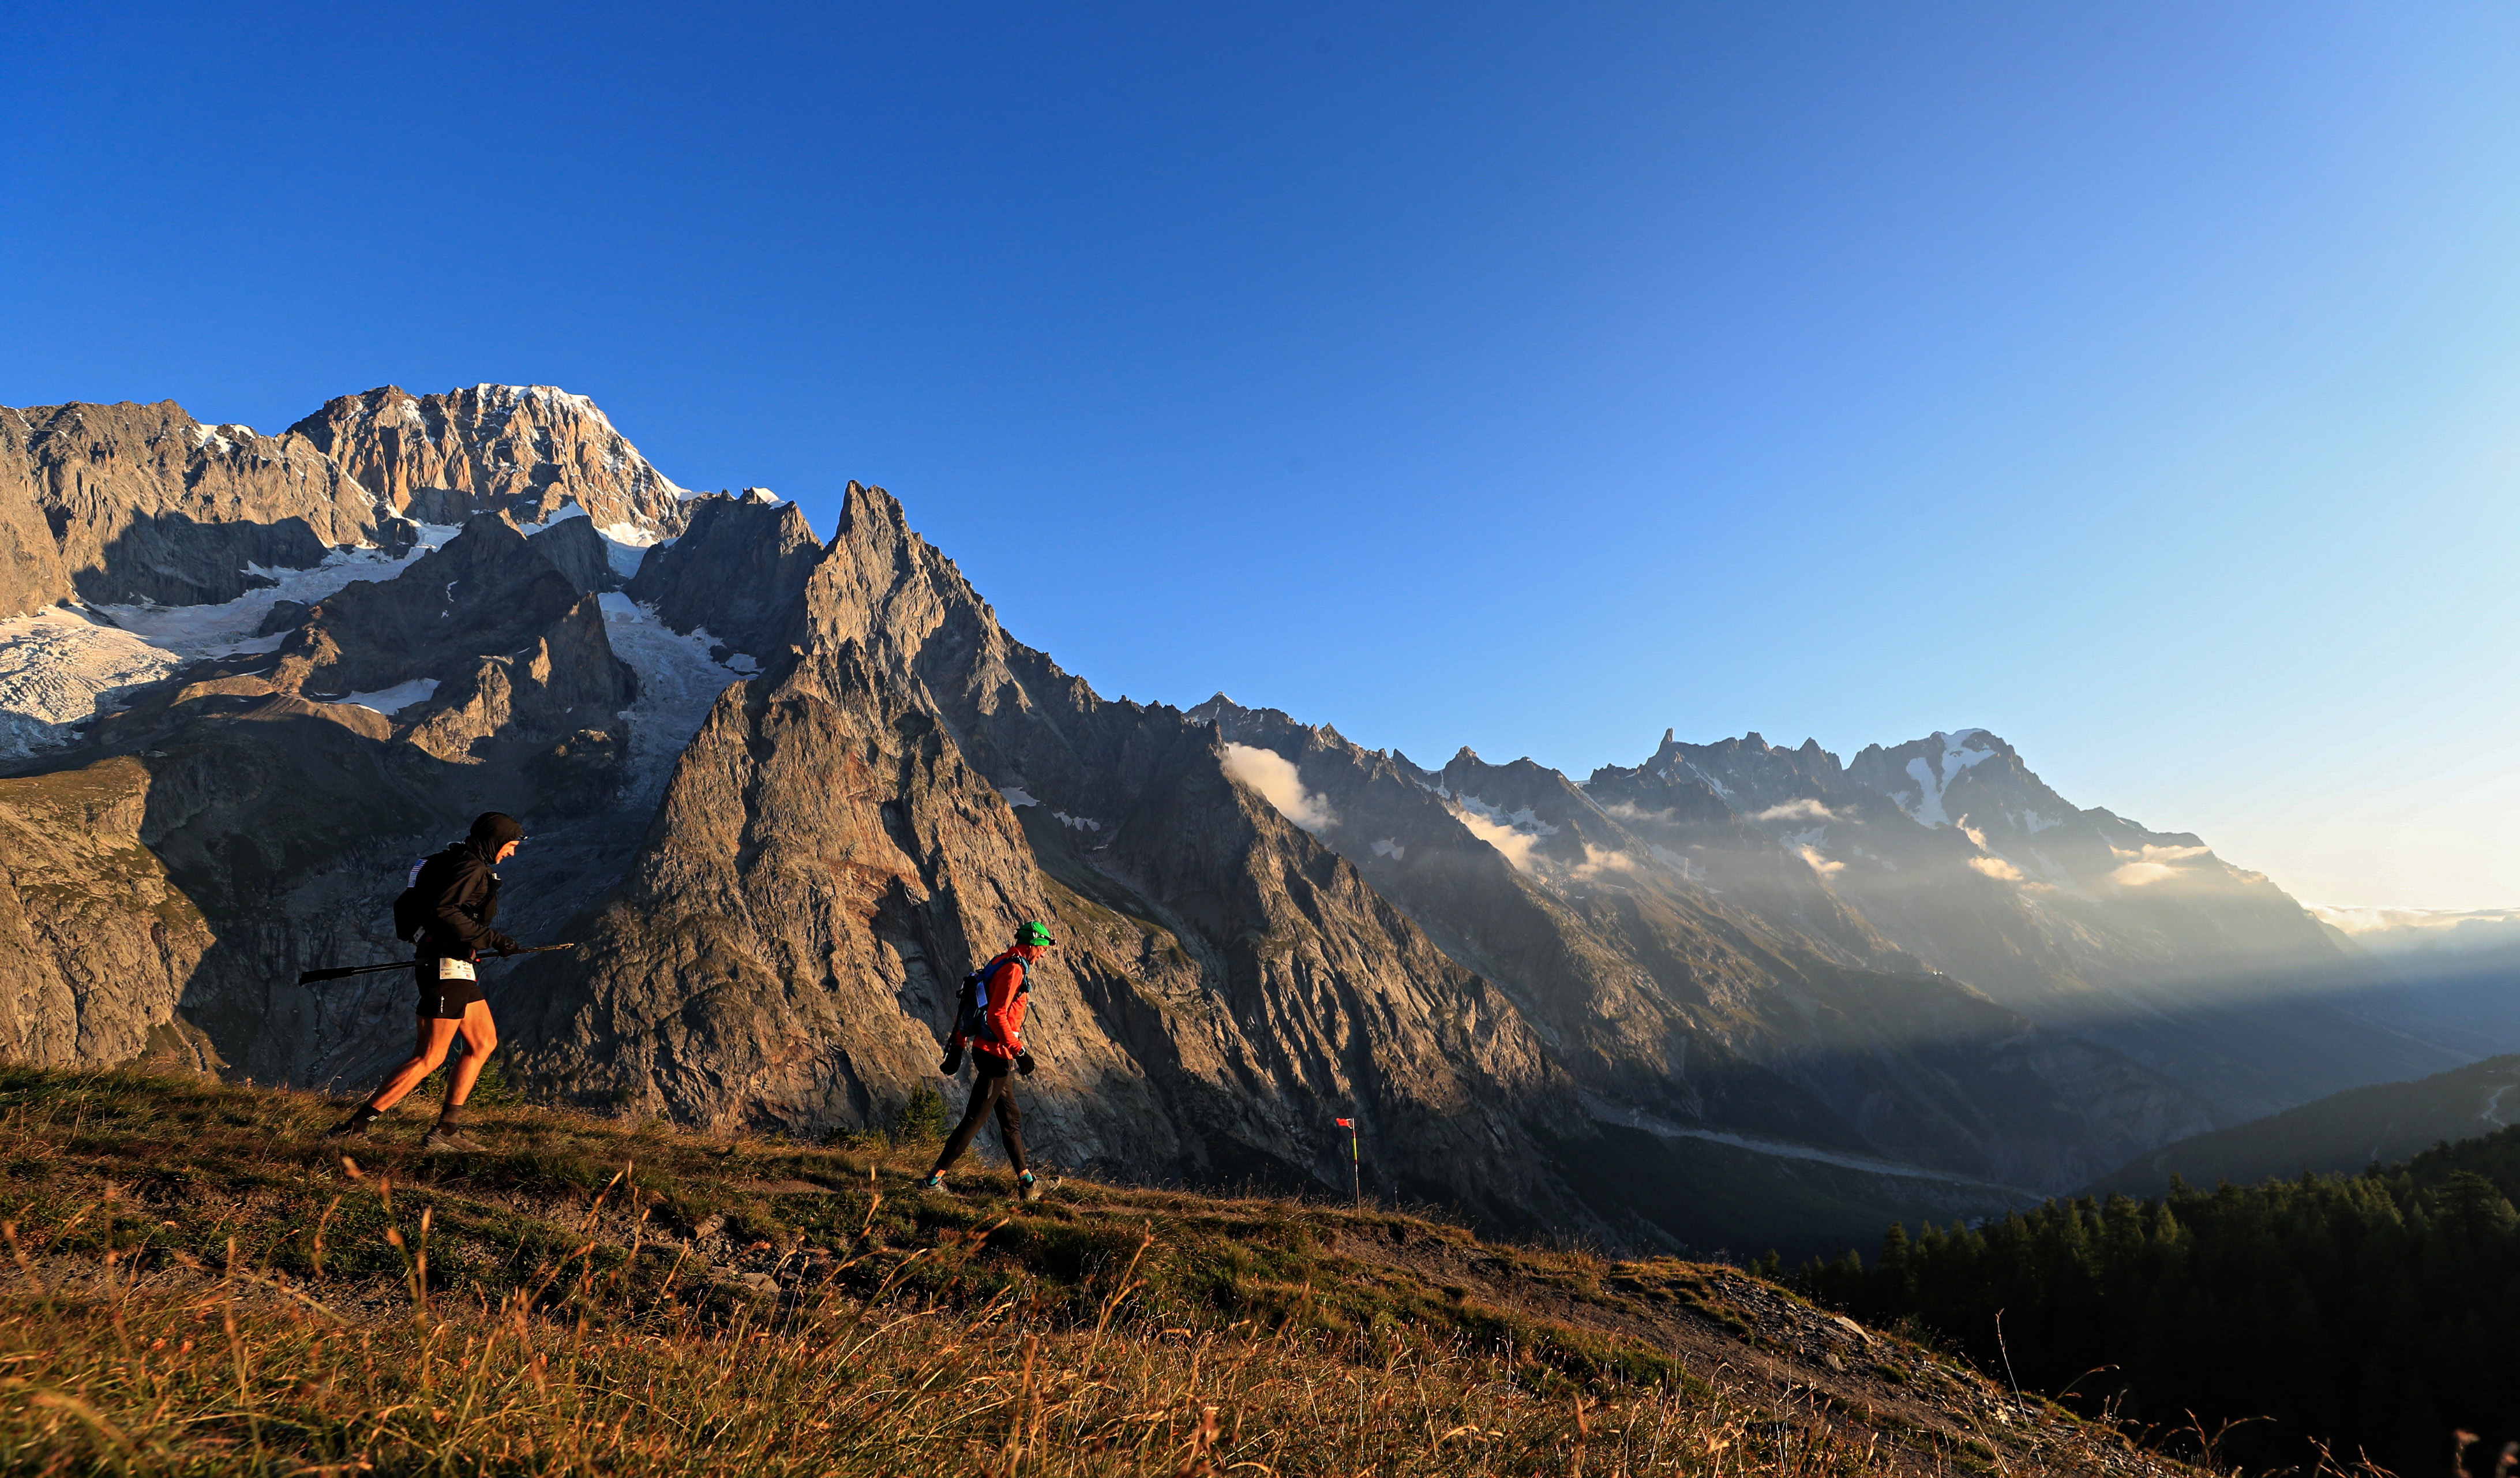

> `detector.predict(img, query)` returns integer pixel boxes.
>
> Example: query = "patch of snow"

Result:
[591,519,665,581]
[81,534,447,672]
[0,608,187,758]
[1370,837,1407,860]
[999,788,1040,808]
[598,521,659,548]
[742,487,781,503]
[598,592,752,805]
[329,678,438,716]
[1052,811,1103,832]
[1896,730,2001,829]
[516,502,590,534]
[1682,762,1732,799]
[1452,794,1559,837]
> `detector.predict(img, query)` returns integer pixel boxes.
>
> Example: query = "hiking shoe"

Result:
[420,1127,486,1153]
[1017,1172,1043,1204]
[917,1173,950,1195]
[323,1116,370,1140]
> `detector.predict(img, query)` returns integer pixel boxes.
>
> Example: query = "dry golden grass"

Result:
[0,1064,2198,1475]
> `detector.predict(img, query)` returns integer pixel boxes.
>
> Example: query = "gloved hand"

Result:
[489,933,523,957]
[1016,1052,1036,1077]
[939,1046,964,1076]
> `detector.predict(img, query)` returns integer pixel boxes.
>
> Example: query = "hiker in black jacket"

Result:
[327,812,528,1150]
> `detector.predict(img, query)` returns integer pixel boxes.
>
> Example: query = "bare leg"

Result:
[442,1001,498,1112]
[367,1016,460,1112]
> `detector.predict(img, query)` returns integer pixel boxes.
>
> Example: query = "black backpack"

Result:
[953,953,1023,1042]
[389,854,435,943]
[389,848,500,946]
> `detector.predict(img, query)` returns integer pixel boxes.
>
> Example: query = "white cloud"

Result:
[2106,843,2212,889]
[2311,905,2520,936]
[1958,822,1990,851]
[1456,807,1541,874]
[1221,743,1337,835]
[1751,798,1835,823]
[2110,843,2211,864]
[1797,845,1844,878]
[1571,844,1642,881]
[1968,855,2024,882]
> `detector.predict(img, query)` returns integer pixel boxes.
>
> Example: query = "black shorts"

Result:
[415,959,485,1020]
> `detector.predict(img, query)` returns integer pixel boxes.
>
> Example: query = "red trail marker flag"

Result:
[1335,1117,1359,1207]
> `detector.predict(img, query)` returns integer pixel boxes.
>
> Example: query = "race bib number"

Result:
[437,957,477,982]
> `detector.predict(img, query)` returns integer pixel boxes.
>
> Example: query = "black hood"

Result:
[467,811,525,851]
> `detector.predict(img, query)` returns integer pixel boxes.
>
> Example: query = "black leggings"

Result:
[934,1067,1026,1176]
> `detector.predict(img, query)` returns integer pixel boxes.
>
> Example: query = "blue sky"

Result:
[5,2,2517,907]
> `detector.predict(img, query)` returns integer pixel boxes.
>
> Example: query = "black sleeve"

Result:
[426,855,500,953]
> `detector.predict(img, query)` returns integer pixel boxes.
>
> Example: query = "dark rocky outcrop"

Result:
[0,757,221,1069]
[526,515,619,594]
[265,512,629,716]
[624,492,819,663]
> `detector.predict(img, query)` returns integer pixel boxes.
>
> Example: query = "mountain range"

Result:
[0,383,2479,1256]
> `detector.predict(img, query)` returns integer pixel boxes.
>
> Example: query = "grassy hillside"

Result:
[0,1064,2196,1475]
[2083,1053,2520,1198]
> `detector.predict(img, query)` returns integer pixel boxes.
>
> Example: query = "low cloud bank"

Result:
[2311,905,2520,954]
[1751,798,1835,824]
[2108,843,2212,889]
[1456,807,1540,873]
[1221,743,1337,835]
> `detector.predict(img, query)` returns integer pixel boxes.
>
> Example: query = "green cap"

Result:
[1016,921,1056,947]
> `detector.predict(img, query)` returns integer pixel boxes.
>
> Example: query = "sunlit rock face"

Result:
[288,384,689,538]
[0,400,387,612]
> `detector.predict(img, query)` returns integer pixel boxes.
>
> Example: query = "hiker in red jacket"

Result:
[921,921,1053,1202]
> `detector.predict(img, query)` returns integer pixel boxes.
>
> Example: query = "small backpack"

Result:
[389,855,434,943]
[953,953,1025,1043]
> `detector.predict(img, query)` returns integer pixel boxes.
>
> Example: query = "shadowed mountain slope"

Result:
[2084,1052,2520,1198]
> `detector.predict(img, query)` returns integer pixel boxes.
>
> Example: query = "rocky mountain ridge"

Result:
[0,381,2472,1256]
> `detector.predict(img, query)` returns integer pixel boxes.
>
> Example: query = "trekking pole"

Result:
[1336,1116,1359,1209]
[297,944,575,987]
